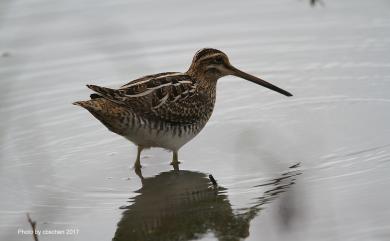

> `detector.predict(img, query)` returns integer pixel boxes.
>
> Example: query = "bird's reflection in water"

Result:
[113,163,301,241]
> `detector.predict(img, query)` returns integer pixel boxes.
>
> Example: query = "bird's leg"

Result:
[134,146,143,169]
[170,151,181,166]
[134,164,144,180]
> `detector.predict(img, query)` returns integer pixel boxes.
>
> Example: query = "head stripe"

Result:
[193,48,224,62]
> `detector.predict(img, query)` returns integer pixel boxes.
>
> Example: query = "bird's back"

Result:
[85,72,215,124]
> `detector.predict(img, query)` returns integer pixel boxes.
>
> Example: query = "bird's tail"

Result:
[73,100,91,108]
[73,98,127,135]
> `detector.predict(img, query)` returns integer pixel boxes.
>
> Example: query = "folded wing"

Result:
[87,72,201,124]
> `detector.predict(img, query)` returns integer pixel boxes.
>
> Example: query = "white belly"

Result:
[123,119,204,151]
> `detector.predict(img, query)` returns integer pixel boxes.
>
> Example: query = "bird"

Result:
[73,48,292,168]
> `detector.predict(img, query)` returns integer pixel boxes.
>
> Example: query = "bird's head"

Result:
[187,48,292,97]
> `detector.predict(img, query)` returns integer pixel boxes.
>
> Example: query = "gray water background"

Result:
[1,0,390,240]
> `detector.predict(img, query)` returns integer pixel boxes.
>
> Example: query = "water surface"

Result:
[1,0,390,240]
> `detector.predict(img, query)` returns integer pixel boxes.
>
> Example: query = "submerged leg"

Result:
[134,146,143,169]
[170,151,181,166]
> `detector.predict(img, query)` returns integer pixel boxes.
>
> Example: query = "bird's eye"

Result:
[214,57,223,64]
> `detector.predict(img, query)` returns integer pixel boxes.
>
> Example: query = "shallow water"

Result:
[1,0,390,240]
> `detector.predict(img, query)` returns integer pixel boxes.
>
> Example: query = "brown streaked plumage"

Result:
[74,48,292,168]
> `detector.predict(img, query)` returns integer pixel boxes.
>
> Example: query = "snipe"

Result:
[74,48,292,168]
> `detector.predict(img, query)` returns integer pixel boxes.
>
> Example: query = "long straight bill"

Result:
[229,65,293,97]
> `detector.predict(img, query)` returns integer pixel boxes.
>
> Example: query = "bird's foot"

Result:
[169,161,181,165]
[170,161,181,171]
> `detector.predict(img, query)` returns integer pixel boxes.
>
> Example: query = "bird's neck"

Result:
[186,70,218,94]
[198,78,217,94]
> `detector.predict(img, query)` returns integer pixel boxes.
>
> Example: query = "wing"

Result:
[119,72,196,105]
[87,72,202,124]
[120,72,178,88]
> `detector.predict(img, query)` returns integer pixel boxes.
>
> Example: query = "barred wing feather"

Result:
[87,73,200,124]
